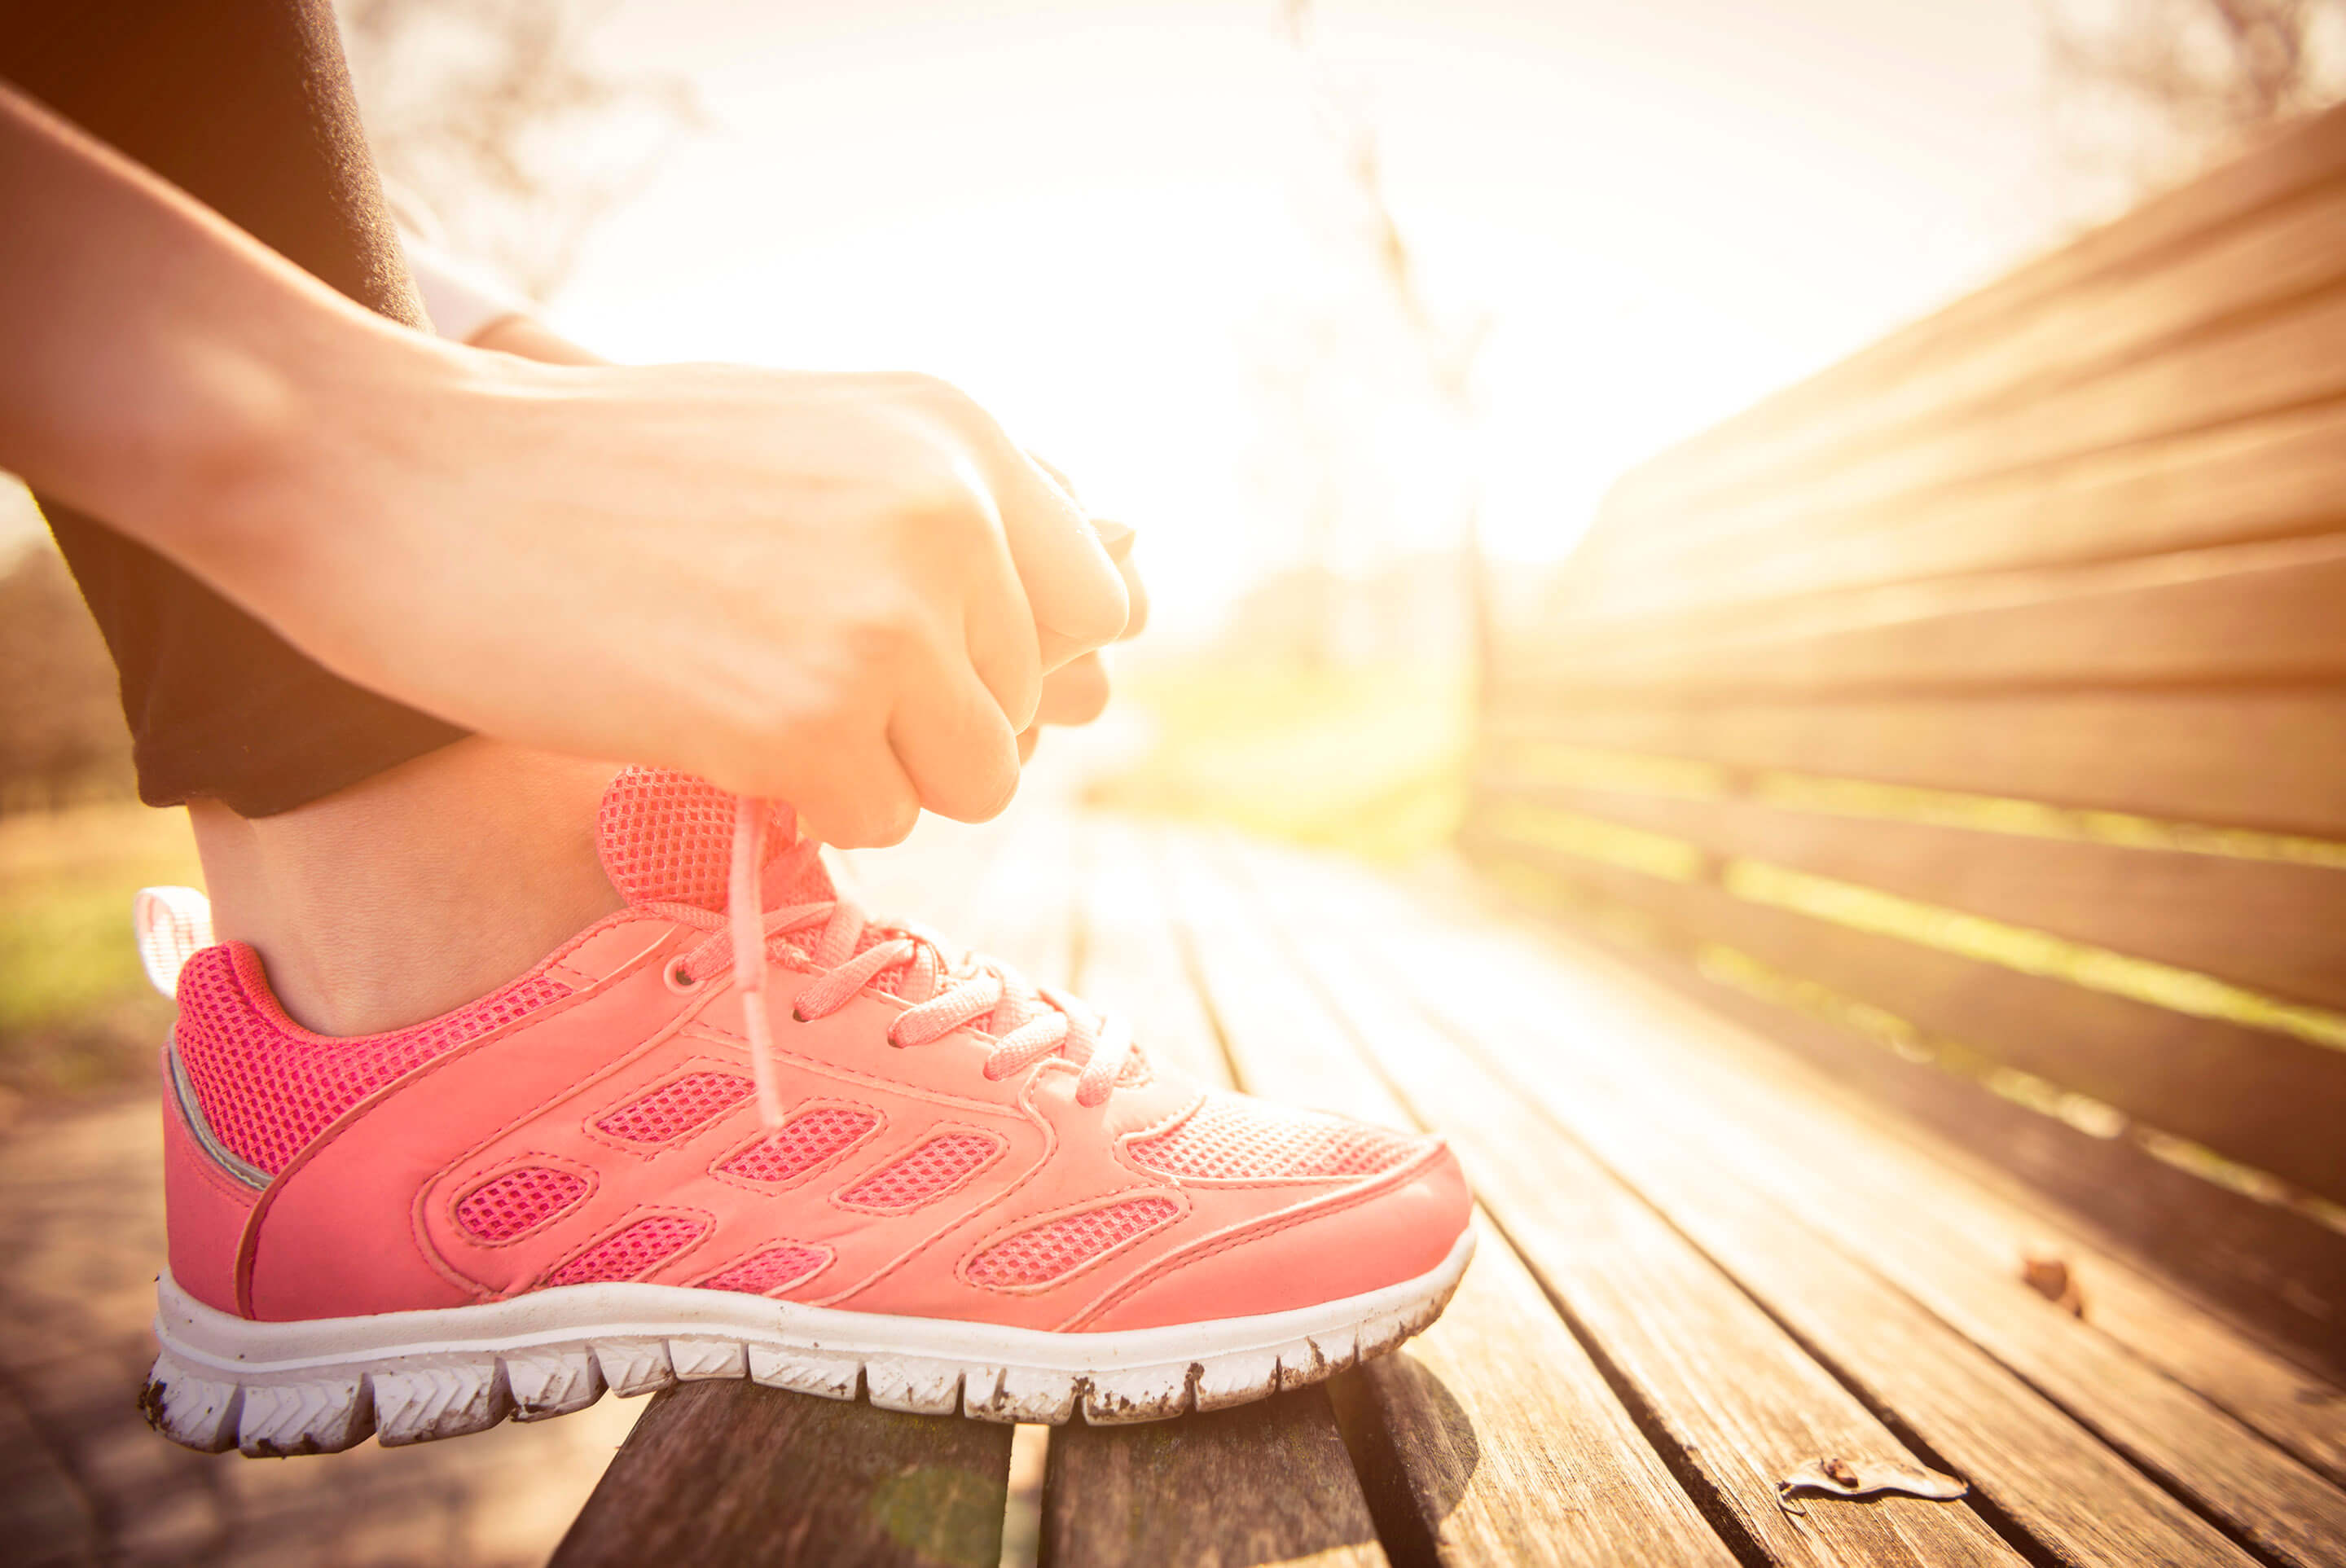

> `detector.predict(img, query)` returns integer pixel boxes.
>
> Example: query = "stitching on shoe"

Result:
[954,1183,1190,1296]
[534,1203,718,1289]
[705,1098,887,1195]
[443,1151,603,1249]
[1057,1141,1448,1333]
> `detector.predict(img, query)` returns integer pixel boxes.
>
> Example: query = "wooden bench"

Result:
[543,108,2346,1567]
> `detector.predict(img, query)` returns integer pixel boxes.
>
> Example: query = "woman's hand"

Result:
[0,82,1128,846]
[261,354,1129,846]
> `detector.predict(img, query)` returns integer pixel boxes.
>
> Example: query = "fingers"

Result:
[1037,651,1111,727]
[993,453,1127,671]
[960,525,1043,732]
[774,731,922,850]
[1093,520,1149,640]
[887,640,1024,824]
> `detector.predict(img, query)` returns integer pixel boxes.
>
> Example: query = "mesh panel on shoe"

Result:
[595,769,827,911]
[967,1197,1180,1289]
[455,1166,591,1243]
[174,944,573,1175]
[1127,1093,1421,1183]
[700,1244,831,1296]
[595,1072,754,1144]
[837,1132,1003,1212]
[716,1106,881,1184]
[544,1213,710,1286]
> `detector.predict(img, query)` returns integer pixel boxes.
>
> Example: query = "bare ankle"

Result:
[191,740,625,1035]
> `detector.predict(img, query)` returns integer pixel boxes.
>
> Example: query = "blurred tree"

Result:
[2045,0,2346,201]
[1268,0,1492,679]
[338,0,701,301]
[0,542,133,811]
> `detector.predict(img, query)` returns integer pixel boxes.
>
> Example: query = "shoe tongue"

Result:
[595,767,833,912]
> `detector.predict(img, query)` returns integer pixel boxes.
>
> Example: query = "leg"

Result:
[190,740,623,1034]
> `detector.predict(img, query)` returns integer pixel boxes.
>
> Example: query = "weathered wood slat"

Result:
[1219,842,2282,1568]
[1379,859,2346,1485]
[1597,172,2346,532]
[1524,531,2346,695]
[1598,104,2346,527]
[1039,1390,1386,1568]
[1579,282,2346,610]
[1260,844,2346,1568]
[551,1381,1013,1568]
[1522,863,2346,1383]
[1039,821,1387,1568]
[1070,819,1228,1083]
[1471,776,2346,1012]
[1486,689,2346,839]
[1164,837,2028,1568]
[1145,829,1742,1567]
[1462,824,2346,1204]
[1566,397,2346,619]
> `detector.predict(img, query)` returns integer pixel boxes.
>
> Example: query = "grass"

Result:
[0,799,202,1100]
[1080,658,1474,863]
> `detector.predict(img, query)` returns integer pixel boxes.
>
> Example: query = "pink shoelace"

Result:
[650,797,1135,1127]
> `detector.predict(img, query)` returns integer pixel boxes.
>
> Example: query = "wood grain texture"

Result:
[1462,826,2346,1203]
[1388,865,2346,1488]
[1314,865,2346,1568]
[1070,818,1229,1084]
[1575,279,2346,612]
[1220,845,2277,1568]
[1471,776,2346,1012]
[1522,532,2346,696]
[1039,822,1388,1568]
[1144,832,1741,1568]
[1562,397,2346,619]
[1486,689,2346,839]
[1039,1388,1386,1568]
[1598,173,2346,531]
[551,1381,1013,1568]
[1168,841,2025,1568]
[1393,844,2346,1412]
[1598,103,2346,526]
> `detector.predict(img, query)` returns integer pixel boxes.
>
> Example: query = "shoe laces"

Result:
[650,797,1135,1127]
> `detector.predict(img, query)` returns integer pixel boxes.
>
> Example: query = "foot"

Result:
[138,770,1474,1455]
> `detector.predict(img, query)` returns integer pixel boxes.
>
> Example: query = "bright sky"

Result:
[549,0,2078,640]
[3,0,2088,636]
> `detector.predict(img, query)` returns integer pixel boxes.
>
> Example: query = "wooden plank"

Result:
[1557,396,2346,620]
[1527,531,2346,695]
[1601,176,2346,527]
[1486,688,2346,840]
[1432,845,2346,1390]
[1145,828,1743,1567]
[551,1381,1013,1568]
[1217,844,2282,1568]
[1245,846,2346,1568]
[1068,818,1228,1084]
[1575,281,2346,622]
[1038,1389,1386,1568]
[1040,821,1387,1568]
[1162,838,2029,1568]
[1379,859,2346,1485]
[1601,104,2346,524]
[1461,824,2346,1204]
[1472,775,2346,1012]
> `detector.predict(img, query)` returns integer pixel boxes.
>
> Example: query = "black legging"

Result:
[4,0,466,816]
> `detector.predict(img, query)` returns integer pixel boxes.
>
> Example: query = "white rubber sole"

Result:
[143,1226,1475,1454]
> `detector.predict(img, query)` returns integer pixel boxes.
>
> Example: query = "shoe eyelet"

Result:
[790,1004,811,1024]
[665,958,703,995]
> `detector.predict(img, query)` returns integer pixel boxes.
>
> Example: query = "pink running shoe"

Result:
[138,770,1473,1455]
